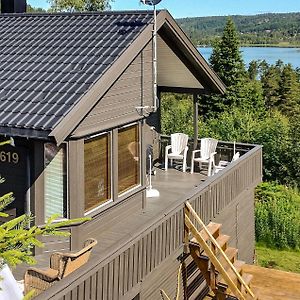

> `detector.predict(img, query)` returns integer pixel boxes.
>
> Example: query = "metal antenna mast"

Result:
[140,0,162,112]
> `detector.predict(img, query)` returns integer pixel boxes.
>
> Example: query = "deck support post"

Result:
[193,93,199,150]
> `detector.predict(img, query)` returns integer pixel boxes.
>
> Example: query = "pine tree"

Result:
[278,64,300,117]
[0,176,89,269]
[248,60,259,80]
[260,65,281,109]
[209,17,245,87]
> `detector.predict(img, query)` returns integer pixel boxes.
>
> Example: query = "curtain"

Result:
[84,134,111,212]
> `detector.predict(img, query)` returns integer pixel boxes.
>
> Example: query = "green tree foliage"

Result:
[278,64,300,117]
[27,4,46,12]
[259,60,300,117]
[199,18,250,117]
[209,17,245,87]
[255,182,300,249]
[0,177,90,269]
[260,63,281,109]
[160,93,194,136]
[248,60,259,80]
[200,107,299,185]
[48,0,112,12]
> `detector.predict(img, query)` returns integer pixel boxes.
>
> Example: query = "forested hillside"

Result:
[177,13,300,46]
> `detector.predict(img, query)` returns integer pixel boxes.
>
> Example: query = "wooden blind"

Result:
[44,143,67,220]
[84,134,111,212]
[118,124,140,194]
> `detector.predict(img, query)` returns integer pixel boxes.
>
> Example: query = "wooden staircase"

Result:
[184,201,258,300]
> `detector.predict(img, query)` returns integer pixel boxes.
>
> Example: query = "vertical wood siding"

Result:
[37,146,262,300]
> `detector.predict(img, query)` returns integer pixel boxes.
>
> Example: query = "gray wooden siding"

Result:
[157,35,203,89]
[37,144,262,300]
[213,188,255,263]
[140,249,183,300]
[72,42,153,137]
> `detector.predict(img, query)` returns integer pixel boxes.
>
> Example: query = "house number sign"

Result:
[0,151,19,164]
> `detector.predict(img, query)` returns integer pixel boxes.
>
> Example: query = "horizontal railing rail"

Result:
[37,143,262,300]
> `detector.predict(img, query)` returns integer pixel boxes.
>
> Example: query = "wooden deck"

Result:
[35,144,261,300]
[13,144,262,300]
[13,166,205,280]
[243,264,300,300]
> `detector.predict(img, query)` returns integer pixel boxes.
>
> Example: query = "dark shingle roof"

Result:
[0,11,153,137]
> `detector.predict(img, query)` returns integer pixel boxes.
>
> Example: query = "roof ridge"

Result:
[0,10,160,18]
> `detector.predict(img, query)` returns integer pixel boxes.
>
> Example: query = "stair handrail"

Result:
[185,214,245,300]
[185,201,256,299]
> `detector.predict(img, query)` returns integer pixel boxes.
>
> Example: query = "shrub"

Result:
[200,107,296,185]
[255,182,300,249]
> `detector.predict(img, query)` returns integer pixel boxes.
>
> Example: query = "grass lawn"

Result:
[256,244,300,274]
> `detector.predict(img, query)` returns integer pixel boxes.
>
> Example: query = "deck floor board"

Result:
[13,166,205,280]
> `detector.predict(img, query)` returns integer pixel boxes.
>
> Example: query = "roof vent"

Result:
[1,0,26,13]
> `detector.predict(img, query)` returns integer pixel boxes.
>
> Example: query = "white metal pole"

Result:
[233,141,236,155]
[148,154,152,189]
[153,4,158,111]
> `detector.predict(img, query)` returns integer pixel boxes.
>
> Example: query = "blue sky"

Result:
[28,0,300,18]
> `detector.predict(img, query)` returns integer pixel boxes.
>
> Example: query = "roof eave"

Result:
[0,126,51,140]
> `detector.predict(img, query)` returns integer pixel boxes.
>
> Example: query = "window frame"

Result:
[84,131,113,215]
[82,121,143,217]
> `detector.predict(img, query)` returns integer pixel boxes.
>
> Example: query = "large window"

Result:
[118,124,140,194]
[84,133,111,212]
[44,143,67,220]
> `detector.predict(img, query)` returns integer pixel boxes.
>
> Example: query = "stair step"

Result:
[191,233,230,256]
[218,260,245,285]
[241,273,253,292]
[245,287,259,300]
[202,222,222,240]
[227,260,245,275]
[221,273,254,299]
[215,234,230,251]
[218,247,238,266]
[191,222,222,245]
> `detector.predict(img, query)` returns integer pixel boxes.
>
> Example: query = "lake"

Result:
[198,47,300,69]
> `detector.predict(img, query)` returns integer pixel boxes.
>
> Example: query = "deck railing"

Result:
[37,142,262,300]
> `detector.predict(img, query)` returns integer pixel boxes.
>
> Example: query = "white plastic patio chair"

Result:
[165,133,189,172]
[213,152,240,175]
[191,138,218,176]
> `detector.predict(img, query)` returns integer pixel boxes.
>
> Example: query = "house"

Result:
[0,2,262,299]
